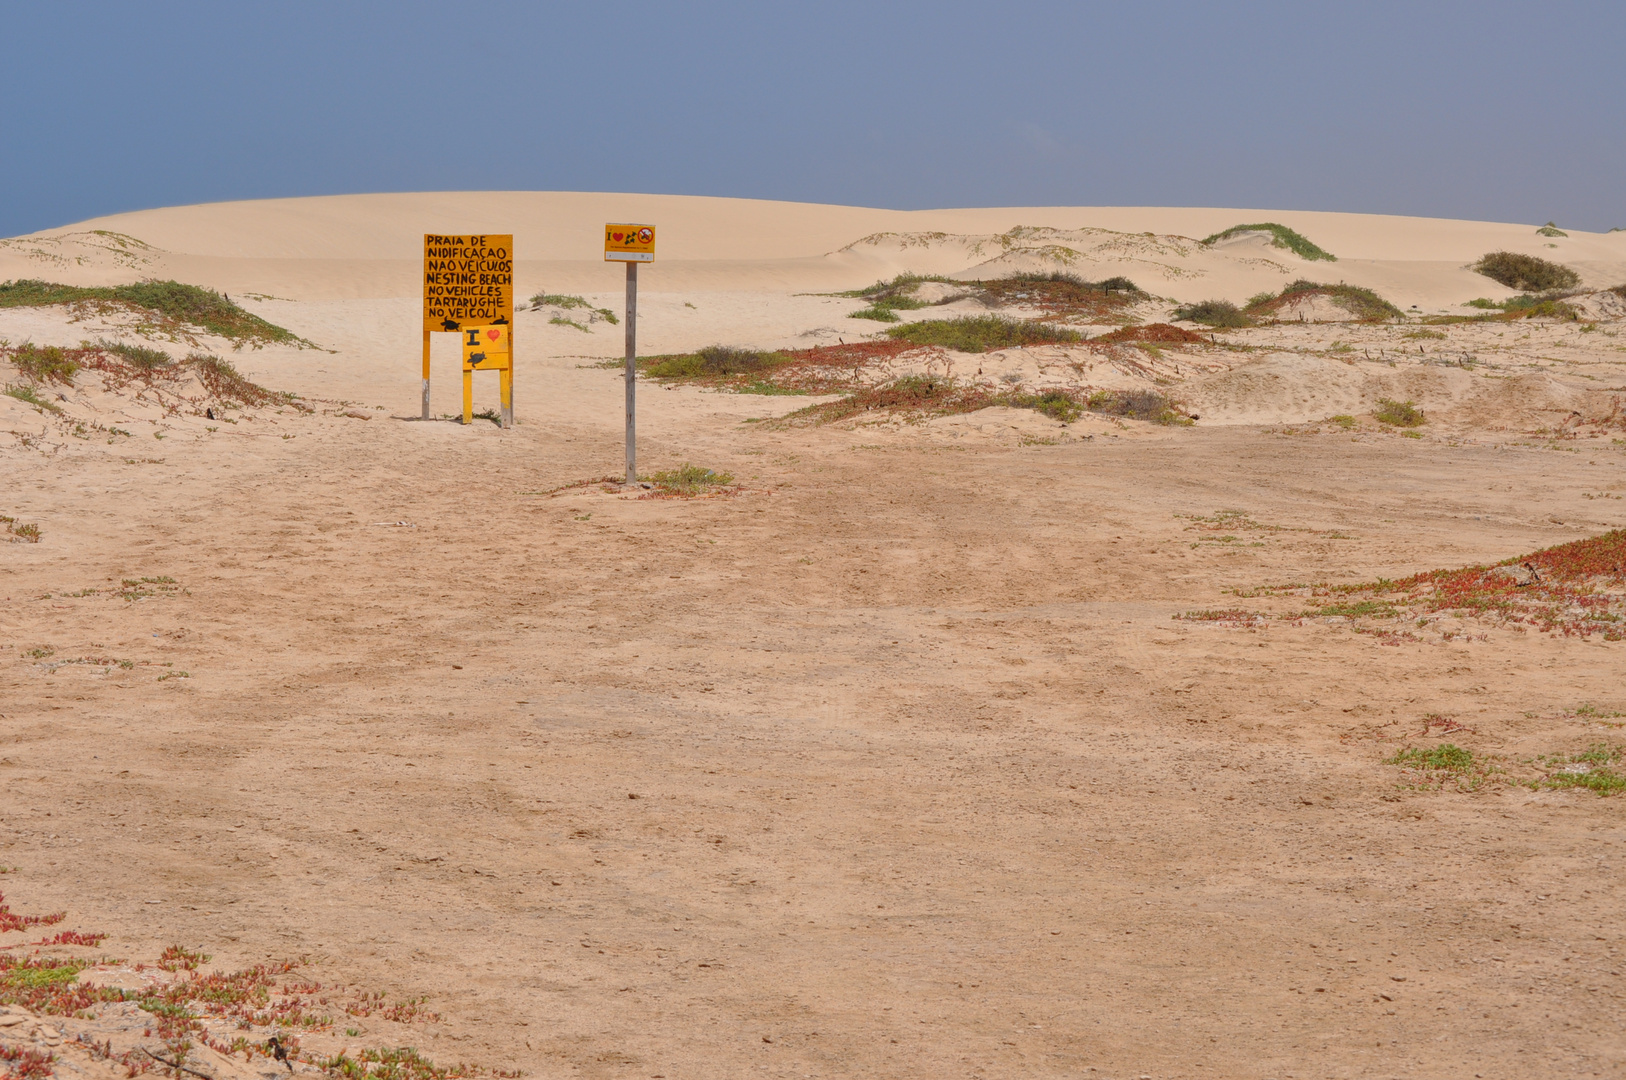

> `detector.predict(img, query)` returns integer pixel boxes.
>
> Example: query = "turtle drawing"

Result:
[492,315,509,324]
[468,351,487,364]
[440,317,461,331]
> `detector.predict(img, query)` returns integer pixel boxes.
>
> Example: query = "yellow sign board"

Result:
[461,324,511,371]
[604,223,655,262]
[424,234,513,331]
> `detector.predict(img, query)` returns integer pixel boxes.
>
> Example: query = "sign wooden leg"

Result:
[421,331,431,419]
[625,261,637,484]
[500,368,513,429]
[462,369,473,425]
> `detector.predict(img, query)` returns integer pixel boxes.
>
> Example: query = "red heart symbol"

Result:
[613,232,624,241]
[486,329,500,341]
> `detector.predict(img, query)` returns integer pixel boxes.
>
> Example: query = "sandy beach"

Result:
[3,192,1625,1079]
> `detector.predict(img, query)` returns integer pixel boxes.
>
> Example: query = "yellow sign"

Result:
[424,234,513,331]
[461,324,511,371]
[604,223,655,262]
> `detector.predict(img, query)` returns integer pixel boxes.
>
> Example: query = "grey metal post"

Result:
[625,261,637,484]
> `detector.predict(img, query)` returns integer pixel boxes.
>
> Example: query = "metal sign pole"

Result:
[625,260,637,484]
[421,331,431,419]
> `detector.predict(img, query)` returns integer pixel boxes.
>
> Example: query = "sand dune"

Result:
[5,192,1624,306]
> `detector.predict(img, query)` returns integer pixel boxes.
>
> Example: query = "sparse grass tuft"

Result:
[1536,222,1568,238]
[1171,299,1251,328]
[1535,743,1626,794]
[1385,743,1499,790]
[1373,398,1425,427]
[1202,223,1336,262]
[968,273,1143,323]
[646,464,735,496]
[184,353,293,408]
[1471,251,1580,292]
[532,293,618,324]
[883,316,1081,352]
[1086,389,1192,425]
[4,384,62,414]
[2,514,41,543]
[1327,414,1358,430]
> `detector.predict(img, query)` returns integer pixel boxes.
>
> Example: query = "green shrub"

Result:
[883,316,1081,352]
[1536,222,1568,238]
[1202,223,1336,262]
[1471,251,1580,292]
[1373,398,1425,427]
[9,344,79,384]
[1172,299,1251,328]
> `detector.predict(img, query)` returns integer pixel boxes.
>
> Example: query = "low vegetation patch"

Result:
[634,340,919,396]
[1247,529,1626,641]
[645,463,736,497]
[1533,743,1626,794]
[970,272,1143,324]
[1002,388,1083,423]
[1385,743,1500,791]
[0,280,311,348]
[1171,299,1251,328]
[884,315,1081,352]
[531,292,618,326]
[0,888,509,1078]
[1470,251,1579,292]
[842,274,943,322]
[1202,223,1336,262]
[779,375,995,425]
[1373,398,1425,427]
[8,344,81,384]
[1,340,296,413]
[1244,279,1403,322]
[4,384,63,414]
[1095,322,1208,344]
[1,514,41,543]
[1086,388,1192,425]
[1535,222,1568,238]
[644,345,789,379]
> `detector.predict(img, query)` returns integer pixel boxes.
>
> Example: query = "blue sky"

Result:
[3,1,1623,237]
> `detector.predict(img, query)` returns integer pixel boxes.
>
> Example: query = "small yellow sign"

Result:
[424,234,513,331]
[462,324,511,371]
[604,223,655,262]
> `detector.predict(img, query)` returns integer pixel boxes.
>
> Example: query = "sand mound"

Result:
[1177,352,1607,429]
[1563,289,1626,321]
[0,341,330,453]
[1270,293,1364,322]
